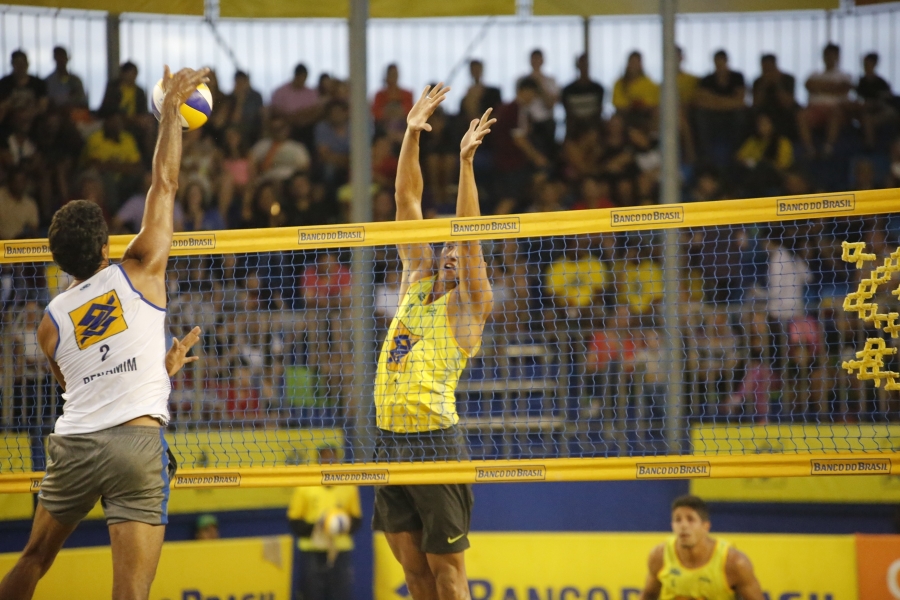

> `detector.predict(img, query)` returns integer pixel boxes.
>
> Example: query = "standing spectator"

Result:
[766,235,811,384]
[287,444,361,600]
[517,49,559,155]
[272,63,324,150]
[599,113,640,195]
[726,347,772,422]
[0,169,39,239]
[492,77,548,214]
[612,51,659,128]
[241,181,285,229]
[0,50,48,126]
[284,171,335,227]
[676,47,699,163]
[302,252,351,403]
[798,43,853,158]
[44,46,88,111]
[249,117,311,183]
[99,61,147,119]
[229,70,265,145]
[857,52,897,150]
[461,59,502,122]
[752,54,798,139]
[562,53,605,132]
[562,127,603,182]
[314,100,350,186]
[113,170,185,234]
[572,176,614,210]
[694,50,747,166]
[182,180,226,232]
[371,64,413,124]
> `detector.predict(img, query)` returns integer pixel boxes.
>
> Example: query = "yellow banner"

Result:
[533,0,839,15]
[0,536,291,599]
[375,532,857,600]
[4,189,897,264]
[691,425,900,503]
[1,0,202,14]
[220,0,514,18]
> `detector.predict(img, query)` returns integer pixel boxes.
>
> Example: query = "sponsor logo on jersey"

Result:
[475,465,546,482]
[775,194,855,216]
[810,458,891,475]
[68,289,128,350]
[450,217,521,237]
[636,461,711,478]
[321,469,389,484]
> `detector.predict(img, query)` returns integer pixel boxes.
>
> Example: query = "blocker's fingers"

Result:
[180,326,202,351]
[480,107,493,124]
[419,85,432,101]
[163,65,172,80]
[183,356,200,365]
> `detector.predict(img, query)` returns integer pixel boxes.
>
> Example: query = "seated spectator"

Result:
[696,309,740,416]
[799,43,853,158]
[32,108,84,205]
[632,326,666,452]
[676,47,699,163]
[180,128,221,192]
[461,59,502,122]
[529,177,567,213]
[0,168,39,239]
[72,171,112,223]
[228,70,265,145]
[561,126,602,182]
[752,54,798,139]
[517,49,560,155]
[44,46,88,112]
[1,109,38,168]
[857,52,897,150]
[621,239,663,320]
[371,134,399,189]
[302,251,351,401]
[736,112,794,196]
[315,100,350,186]
[219,125,253,221]
[194,514,220,540]
[492,77,548,215]
[249,117,311,183]
[182,180,225,232]
[113,170,185,234]
[694,49,747,167]
[284,171,335,227]
[572,176,614,210]
[688,166,726,203]
[241,181,285,229]
[562,53,605,132]
[372,186,395,222]
[83,113,143,206]
[612,51,659,128]
[372,63,413,125]
[599,114,639,190]
[272,63,324,149]
[0,50,48,127]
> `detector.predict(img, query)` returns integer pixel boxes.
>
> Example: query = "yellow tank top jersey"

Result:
[375,276,477,433]
[658,537,735,600]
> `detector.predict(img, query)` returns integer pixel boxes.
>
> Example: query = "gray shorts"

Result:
[39,425,176,526]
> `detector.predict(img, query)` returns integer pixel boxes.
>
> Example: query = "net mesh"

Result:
[1,195,899,484]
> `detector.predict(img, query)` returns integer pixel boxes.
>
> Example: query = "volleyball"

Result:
[322,508,350,536]
[151,78,213,131]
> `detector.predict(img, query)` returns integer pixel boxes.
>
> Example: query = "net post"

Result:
[348,0,374,463]
[1,307,12,427]
[660,0,684,453]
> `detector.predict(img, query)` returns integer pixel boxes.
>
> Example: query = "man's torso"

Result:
[659,537,735,600]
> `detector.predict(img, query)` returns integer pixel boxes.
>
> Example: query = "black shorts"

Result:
[371,426,474,555]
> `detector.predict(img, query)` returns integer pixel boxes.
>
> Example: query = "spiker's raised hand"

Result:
[460,107,496,161]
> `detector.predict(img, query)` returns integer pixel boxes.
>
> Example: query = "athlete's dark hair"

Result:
[671,495,710,522]
[48,200,109,280]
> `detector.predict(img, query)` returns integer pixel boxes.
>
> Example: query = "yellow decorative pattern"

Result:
[841,242,900,389]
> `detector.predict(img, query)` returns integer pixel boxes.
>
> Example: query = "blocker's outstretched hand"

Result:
[160,65,210,107]
[407,83,450,133]
[460,107,496,162]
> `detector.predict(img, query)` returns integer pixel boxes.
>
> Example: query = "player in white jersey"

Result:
[0,66,208,600]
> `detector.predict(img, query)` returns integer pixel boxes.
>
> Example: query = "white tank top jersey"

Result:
[46,264,170,435]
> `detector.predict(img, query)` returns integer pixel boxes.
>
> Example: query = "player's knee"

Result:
[20,543,57,575]
[430,561,469,600]
[401,558,433,587]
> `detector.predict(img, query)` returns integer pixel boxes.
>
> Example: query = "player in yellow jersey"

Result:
[372,83,495,600]
[640,495,764,600]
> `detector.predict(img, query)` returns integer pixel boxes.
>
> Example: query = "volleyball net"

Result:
[1,189,899,492]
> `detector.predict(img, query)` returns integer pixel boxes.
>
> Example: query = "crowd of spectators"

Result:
[2,41,899,453]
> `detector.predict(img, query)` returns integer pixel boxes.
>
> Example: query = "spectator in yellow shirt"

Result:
[83,113,143,208]
[736,112,793,195]
[612,51,659,128]
[546,236,608,323]
[621,241,663,319]
[287,445,361,600]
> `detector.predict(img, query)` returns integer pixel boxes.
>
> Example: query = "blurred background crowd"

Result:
[1,39,899,456]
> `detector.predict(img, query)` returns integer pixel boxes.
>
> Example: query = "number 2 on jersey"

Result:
[99,344,110,361]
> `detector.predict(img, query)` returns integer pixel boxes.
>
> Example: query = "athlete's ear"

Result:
[702,519,711,534]
[101,243,110,261]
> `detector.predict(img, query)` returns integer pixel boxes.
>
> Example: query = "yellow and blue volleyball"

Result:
[151,79,213,131]
[323,508,351,536]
